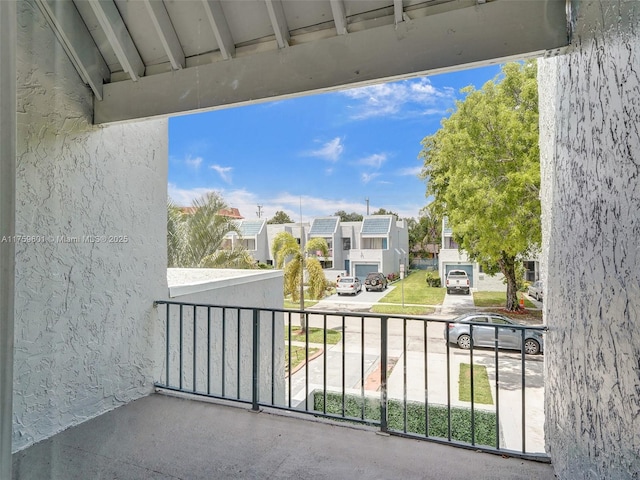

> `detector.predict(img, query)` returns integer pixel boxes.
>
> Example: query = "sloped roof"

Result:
[238,219,265,237]
[361,216,391,236]
[309,217,339,236]
[218,208,244,219]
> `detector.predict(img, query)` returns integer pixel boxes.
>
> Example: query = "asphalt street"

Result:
[285,286,546,454]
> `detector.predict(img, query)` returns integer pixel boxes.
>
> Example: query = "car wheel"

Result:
[524,339,540,355]
[457,334,471,350]
[447,288,451,295]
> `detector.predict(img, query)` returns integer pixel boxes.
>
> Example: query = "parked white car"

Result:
[528,280,543,301]
[336,277,362,295]
[446,270,470,295]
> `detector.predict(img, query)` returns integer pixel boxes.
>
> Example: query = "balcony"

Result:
[12,299,550,478]
[12,393,554,479]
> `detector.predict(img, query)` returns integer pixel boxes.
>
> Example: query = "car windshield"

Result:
[339,278,354,283]
[448,271,467,276]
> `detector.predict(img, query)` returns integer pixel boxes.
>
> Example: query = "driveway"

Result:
[440,290,475,315]
[311,285,395,312]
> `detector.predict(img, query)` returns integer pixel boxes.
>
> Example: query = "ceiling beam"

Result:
[329,0,348,35]
[35,0,110,100]
[202,0,236,60]
[87,0,145,81]
[142,0,185,70]
[95,0,569,124]
[265,0,290,48]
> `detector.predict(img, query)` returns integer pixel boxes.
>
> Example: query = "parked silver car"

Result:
[336,276,362,295]
[444,312,544,355]
[528,280,543,301]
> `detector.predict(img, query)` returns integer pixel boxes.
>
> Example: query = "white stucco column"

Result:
[0,2,16,478]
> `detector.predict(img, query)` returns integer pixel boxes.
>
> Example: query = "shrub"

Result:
[425,271,441,287]
[314,391,497,447]
[387,272,399,282]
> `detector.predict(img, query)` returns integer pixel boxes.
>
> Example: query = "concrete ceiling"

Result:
[36,0,570,124]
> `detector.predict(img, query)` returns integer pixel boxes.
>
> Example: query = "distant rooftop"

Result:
[309,217,339,236]
[178,206,244,219]
[218,208,244,219]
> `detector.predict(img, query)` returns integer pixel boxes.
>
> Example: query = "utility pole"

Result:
[365,197,370,215]
[256,204,263,218]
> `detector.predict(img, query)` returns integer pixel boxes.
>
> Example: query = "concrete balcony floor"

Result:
[12,393,555,479]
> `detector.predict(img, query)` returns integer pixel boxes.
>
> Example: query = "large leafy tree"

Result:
[168,192,255,268]
[267,210,294,224]
[271,232,329,330]
[419,61,540,311]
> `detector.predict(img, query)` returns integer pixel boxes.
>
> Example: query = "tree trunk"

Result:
[299,254,306,332]
[499,255,520,311]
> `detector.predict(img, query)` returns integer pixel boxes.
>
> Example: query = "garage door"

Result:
[445,264,474,287]
[355,264,380,279]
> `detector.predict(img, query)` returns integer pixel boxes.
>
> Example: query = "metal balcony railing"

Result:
[153,300,548,462]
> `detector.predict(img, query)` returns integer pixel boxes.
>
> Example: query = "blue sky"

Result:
[168,64,502,222]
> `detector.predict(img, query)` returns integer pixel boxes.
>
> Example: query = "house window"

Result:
[343,238,351,250]
[362,238,387,249]
[241,239,256,251]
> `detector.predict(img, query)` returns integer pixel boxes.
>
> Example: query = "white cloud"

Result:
[168,185,425,222]
[167,184,217,206]
[305,137,344,162]
[341,78,455,120]
[184,155,203,169]
[211,164,233,183]
[397,166,423,176]
[361,172,380,184]
[357,153,387,169]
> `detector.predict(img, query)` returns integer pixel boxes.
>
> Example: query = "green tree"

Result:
[408,208,442,259]
[419,61,540,311]
[333,210,363,222]
[372,208,399,218]
[271,232,329,330]
[267,210,294,224]
[168,192,255,268]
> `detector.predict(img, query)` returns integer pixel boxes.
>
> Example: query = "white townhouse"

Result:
[229,215,408,279]
[439,217,540,291]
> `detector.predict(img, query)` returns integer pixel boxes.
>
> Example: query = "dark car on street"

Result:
[364,272,388,292]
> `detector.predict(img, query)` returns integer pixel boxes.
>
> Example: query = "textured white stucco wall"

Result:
[13,2,167,451]
[539,1,640,478]
[164,269,285,405]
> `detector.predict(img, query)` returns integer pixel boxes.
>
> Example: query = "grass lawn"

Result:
[370,304,435,315]
[473,291,535,308]
[283,299,319,309]
[459,363,493,405]
[379,271,446,306]
[285,327,342,345]
[314,391,497,447]
[285,346,319,373]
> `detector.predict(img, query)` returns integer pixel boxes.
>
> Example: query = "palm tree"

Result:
[168,192,255,269]
[271,231,329,330]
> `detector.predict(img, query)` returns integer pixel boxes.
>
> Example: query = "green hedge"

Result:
[314,391,497,447]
